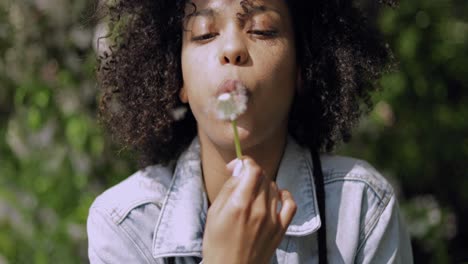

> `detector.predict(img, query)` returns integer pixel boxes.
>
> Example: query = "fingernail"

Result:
[226,158,241,172]
[232,159,244,177]
[226,158,238,169]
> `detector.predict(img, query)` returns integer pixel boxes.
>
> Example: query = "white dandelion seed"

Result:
[214,85,248,121]
[170,106,188,121]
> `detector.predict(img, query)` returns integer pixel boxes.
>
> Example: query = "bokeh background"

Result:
[0,0,467,263]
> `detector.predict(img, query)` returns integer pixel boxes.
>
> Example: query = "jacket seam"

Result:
[359,185,386,243]
[324,173,390,205]
[303,150,320,217]
[116,199,163,224]
[91,199,164,225]
[323,174,393,250]
[119,219,158,264]
[354,193,394,260]
[282,236,292,264]
[303,150,317,215]
[95,207,155,264]
[326,170,389,190]
[152,166,180,257]
[156,252,203,258]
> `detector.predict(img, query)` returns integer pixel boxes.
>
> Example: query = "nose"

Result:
[219,31,249,66]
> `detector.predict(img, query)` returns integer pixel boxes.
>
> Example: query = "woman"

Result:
[87,0,413,263]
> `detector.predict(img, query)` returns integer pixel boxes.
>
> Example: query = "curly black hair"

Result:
[97,0,398,168]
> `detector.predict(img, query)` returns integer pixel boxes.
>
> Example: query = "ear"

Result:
[179,85,188,103]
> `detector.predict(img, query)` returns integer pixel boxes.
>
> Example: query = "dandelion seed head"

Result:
[214,86,248,121]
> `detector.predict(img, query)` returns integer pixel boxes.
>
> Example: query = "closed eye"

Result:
[191,30,278,42]
[248,30,278,37]
[191,33,218,41]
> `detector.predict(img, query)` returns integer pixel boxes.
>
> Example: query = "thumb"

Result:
[226,158,244,177]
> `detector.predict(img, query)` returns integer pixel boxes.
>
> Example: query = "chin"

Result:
[202,120,255,151]
[225,123,253,149]
[234,125,253,142]
[200,114,278,153]
[227,122,269,151]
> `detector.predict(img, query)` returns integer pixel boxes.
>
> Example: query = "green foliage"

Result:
[0,1,136,263]
[0,0,466,263]
[338,0,468,262]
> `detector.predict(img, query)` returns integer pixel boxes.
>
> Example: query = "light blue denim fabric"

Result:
[87,136,413,264]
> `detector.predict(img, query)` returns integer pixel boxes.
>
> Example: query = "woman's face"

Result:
[180,0,297,150]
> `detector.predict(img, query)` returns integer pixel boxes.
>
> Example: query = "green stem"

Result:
[231,119,242,158]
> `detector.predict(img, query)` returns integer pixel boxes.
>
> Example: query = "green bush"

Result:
[0,0,466,263]
[0,1,135,263]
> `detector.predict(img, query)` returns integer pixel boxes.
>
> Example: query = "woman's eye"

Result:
[248,30,278,37]
[191,30,278,42]
[191,33,218,41]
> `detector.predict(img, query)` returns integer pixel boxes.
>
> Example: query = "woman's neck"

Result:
[198,128,288,207]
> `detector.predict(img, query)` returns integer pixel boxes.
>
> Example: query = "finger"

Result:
[232,159,244,177]
[226,158,240,172]
[249,171,270,220]
[278,189,297,231]
[230,157,264,205]
[226,158,245,178]
[211,175,240,209]
[218,158,243,209]
[269,181,279,224]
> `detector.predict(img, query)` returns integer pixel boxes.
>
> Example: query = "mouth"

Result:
[215,79,252,98]
[212,79,251,121]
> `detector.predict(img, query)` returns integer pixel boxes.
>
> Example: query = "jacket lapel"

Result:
[152,136,321,259]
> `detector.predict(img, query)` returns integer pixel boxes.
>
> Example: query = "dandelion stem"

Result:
[231,119,242,158]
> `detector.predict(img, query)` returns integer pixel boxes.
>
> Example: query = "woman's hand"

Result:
[202,156,297,264]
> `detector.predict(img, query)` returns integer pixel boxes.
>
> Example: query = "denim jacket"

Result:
[87,136,413,264]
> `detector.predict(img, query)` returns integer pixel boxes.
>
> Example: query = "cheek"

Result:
[181,51,211,97]
[254,44,297,113]
[253,42,295,82]
[181,51,216,121]
[273,45,296,78]
[182,52,208,81]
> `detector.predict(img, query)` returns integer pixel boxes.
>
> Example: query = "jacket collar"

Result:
[152,136,321,259]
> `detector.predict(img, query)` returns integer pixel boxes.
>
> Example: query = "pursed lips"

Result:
[215,79,252,99]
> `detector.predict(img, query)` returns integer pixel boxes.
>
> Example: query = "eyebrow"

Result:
[187,5,279,19]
